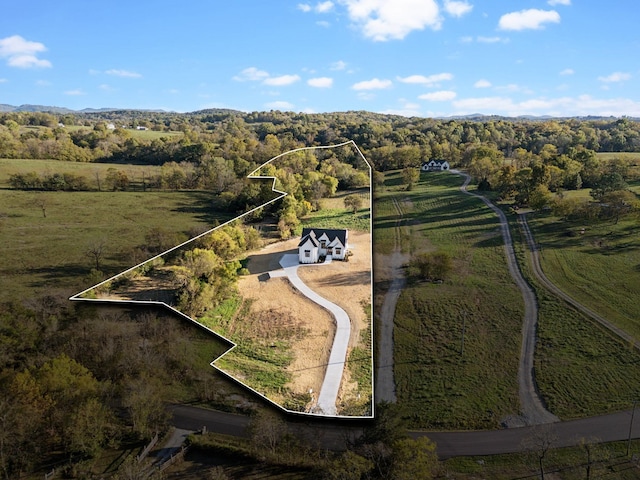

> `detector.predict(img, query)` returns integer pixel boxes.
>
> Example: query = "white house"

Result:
[421,159,450,172]
[298,228,348,264]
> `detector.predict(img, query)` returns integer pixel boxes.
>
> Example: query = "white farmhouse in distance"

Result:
[421,159,450,171]
[298,228,348,264]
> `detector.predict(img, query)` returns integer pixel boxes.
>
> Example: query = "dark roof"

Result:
[300,227,347,247]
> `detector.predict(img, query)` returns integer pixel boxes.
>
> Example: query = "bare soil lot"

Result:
[237,232,372,410]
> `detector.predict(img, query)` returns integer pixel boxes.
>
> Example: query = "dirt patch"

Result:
[238,241,335,404]
[237,231,373,412]
[101,267,177,304]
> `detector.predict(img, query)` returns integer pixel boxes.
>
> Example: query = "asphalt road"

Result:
[169,404,640,458]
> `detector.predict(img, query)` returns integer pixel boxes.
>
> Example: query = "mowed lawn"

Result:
[378,171,522,430]
[0,188,231,303]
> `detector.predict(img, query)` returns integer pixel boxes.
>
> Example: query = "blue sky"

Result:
[1,1,639,117]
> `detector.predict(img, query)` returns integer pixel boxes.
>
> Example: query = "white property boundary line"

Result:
[69,140,375,419]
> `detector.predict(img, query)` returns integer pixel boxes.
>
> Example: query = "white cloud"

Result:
[474,79,492,88]
[233,67,270,81]
[99,84,114,91]
[0,78,8,83]
[342,0,442,41]
[299,1,334,13]
[64,89,85,96]
[459,36,473,43]
[265,101,295,110]
[105,69,142,78]
[316,1,334,13]
[317,20,331,27]
[560,68,574,76]
[308,77,333,88]
[444,0,472,18]
[357,92,376,100]
[330,60,348,71]
[35,80,50,86]
[548,0,570,5]
[382,99,422,116]
[397,72,453,86]
[452,94,640,117]
[477,36,505,43]
[0,35,51,68]
[496,83,534,94]
[263,74,301,86]
[352,78,392,90]
[419,90,457,101]
[598,72,631,83]
[498,9,560,31]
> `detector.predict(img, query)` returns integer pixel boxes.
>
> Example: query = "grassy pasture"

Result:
[0,157,162,189]
[0,188,231,302]
[65,124,184,140]
[527,212,640,337]
[301,188,371,232]
[380,171,522,429]
[506,214,640,419]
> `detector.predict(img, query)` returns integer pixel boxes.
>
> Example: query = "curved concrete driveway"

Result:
[272,254,351,416]
[452,170,558,426]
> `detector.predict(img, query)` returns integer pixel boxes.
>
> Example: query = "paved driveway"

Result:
[271,254,351,416]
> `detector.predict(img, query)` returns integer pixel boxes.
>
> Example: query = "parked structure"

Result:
[298,228,348,264]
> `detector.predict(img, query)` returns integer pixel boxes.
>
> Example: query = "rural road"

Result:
[375,196,408,404]
[274,253,351,416]
[519,214,638,348]
[453,170,559,426]
[169,403,640,458]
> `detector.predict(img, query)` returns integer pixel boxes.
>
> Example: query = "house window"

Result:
[335,248,341,255]
[304,250,311,258]
[320,241,327,248]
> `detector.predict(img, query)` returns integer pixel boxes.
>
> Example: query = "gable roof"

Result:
[300,227,347,248]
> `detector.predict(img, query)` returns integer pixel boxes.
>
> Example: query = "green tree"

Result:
[401,167,419,190]
[599,190,639,224]
[389,437,438,480]
[590,172,628,201]
[528,184,553,211]
[343,194,363,213]
[409,252,453,281]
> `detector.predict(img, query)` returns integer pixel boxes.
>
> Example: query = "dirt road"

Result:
[453,170,558,426]
[375,196,409,404]
[519,214,638,348]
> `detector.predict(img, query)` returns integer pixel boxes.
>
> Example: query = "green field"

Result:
[382,170,640,428]
[0,188,231,302]
[0,157,163,189]
[528,213,640,337]
[380,171,523,429]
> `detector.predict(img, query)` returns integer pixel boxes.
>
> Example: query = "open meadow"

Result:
[0,184,230,302]
[377,171,523,429]
[381,169,640,429]
[508,207,640,418]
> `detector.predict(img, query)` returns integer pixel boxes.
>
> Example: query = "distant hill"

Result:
[0,104,637,121]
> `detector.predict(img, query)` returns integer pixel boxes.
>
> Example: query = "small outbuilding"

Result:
[298,228,348,264]
[421,159,450,171]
